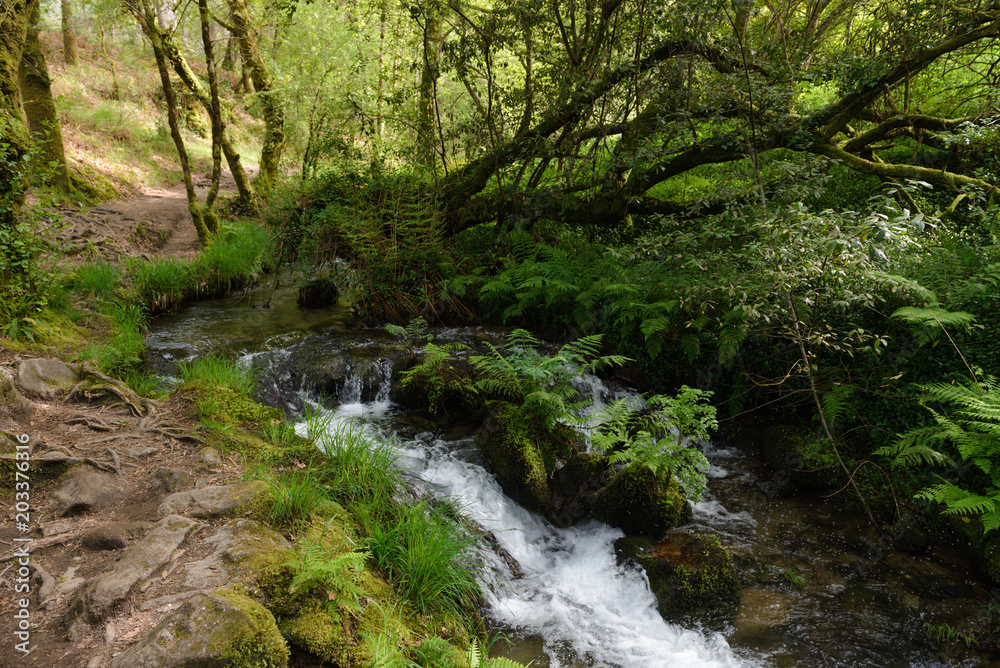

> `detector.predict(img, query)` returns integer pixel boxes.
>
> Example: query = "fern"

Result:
[890,305,976,346]
[285,521,370,616]
[878,376,1000,532]
[464,640,529,668]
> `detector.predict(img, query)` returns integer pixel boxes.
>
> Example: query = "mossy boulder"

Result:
[390,356,481,418]
[109,588,289,668]
[589,462,691,537]
[474,401,550,514]
[615,531,740,626]
[759,424,836,492]
[950,514,1000,585]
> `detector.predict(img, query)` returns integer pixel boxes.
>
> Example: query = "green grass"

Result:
[77,300,148,376]
[177,355,256,396]
[366,498,482,617]
[259,470,329,528]
[127,256,187,313]
[71,260,121,300]
[311,418,401,509]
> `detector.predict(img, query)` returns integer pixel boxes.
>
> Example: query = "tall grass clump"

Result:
[260,470,329,528]
[188,221,273,297]
[127,256,187,313]
[311,418,401,510]
[72,260,121,301]
[78,300,148,376]
[366,498,482,617]
[178,355,256,395]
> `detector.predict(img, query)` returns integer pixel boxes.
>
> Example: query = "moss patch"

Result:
[589,462,691,537]
[211,588,290,668]
[474,401,550,513]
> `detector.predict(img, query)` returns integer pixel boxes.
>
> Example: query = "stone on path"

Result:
[16,358,80,399]
[65,514,198,639]
[159,481,268,518]
[108,588,289,668]
[0,366,33,420]
[81,521,149,551]
[53,469,127,516]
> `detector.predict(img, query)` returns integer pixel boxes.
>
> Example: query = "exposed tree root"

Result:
[62,362,159,417]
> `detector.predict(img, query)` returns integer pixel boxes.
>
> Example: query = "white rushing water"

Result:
[299,363,752,668]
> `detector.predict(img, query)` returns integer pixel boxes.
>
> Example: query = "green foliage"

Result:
[127,256,187,313]
[400,341,473,415]
[178,355,256,396]
[311,419,402,510]
[464,640,529,668]
[71,260,121,300]
[879,376,1000,531]
[591,386,715,502]
[471,329,629,430]
[261,470,329,528]
[285,520,371,617]
[78,300,149,376]
[923,622,980,648]
[366,498,482,617]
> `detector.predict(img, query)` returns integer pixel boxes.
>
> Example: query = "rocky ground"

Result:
[0,181,293,668]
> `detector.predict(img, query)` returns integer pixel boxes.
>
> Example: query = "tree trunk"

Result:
[160,31,255,206]
[198,0,222,232]
[227,0,284,195]
[20,0,71,191]
[416,0,442,170]
[61,0,78,66]
[0,0,32,306]
[129,0,209,244]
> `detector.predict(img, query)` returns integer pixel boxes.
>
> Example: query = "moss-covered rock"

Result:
[616,531,740,626]
[589,462,691,537]
[548,452,614,527]
[950,515,1000,585]
[390,355,481,418]
[474,401,550,513]
[108,588,289,668]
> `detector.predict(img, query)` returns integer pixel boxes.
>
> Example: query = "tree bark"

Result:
[129,0,210,244]
[227,0,284,195]
[61,0,78,66]
[417,0,442,169]
[198,0,222,232]
[19,0,70,191]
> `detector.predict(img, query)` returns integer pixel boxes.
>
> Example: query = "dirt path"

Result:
[0,173,271,668]
[53,172,241,264]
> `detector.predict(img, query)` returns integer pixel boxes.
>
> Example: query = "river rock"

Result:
[475,401,551,514]
[81,521,149,551]
[16,358,80,399]
[589,462,691,537]
[185,519,293,592]
[548,453,614,528]
[65,515,198,638]
[199,446,223,468]
[52,469,127,516]
[0,366,33,420]
[616,531,741,626]
[152,467,193,493]
[159,480,268,518]
[108,588,289,668]
[297,276,338,308]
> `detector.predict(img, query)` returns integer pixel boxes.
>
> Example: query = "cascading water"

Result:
[313,365,750,668]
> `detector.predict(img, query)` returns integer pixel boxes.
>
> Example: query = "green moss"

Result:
[475,401,550,513]
[589,462,691,537]
[195,384,282,427]
[211,588,290,668]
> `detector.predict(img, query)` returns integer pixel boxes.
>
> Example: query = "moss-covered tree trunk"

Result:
[198,0,222,233]
[227,0,284,195]
[416,0,442,170]
[160,32,255,207]
[61,0,77,65]
[130,0,210,244]
[0,0,32,313]
[19,0,71,191]
[1,0,31,228]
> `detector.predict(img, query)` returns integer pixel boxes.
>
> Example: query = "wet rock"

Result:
[159,481,268,518]
[475,401,551,514]
[185,519,292,592]
[108,588,289,668]
[389,356,480,417]
[81,521,149,551]
[16,358,80,399]
[297,276,338,308]
[65,515,198,638]
[199,446,223,468]
[53,469,127,516]
[589,462,691,537]
[0,366,33,420]
[548,453,613,528]
[152,467,193,493]
[616,531,741,626]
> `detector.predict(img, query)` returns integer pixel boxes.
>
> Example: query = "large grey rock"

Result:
[65,515,198,638]
[184,519,292,591]
[152,467,193,493]
[0,367,33,420]
[53,469,127,516]
[108,588,289,668]
[16,358,80,399]
[81,521,149,551]
[159,481,268,518]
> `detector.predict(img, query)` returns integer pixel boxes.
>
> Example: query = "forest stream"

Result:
[146,282,995,668]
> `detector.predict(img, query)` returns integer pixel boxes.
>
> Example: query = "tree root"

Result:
[0,450,120,475]
[63,362,159,417]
